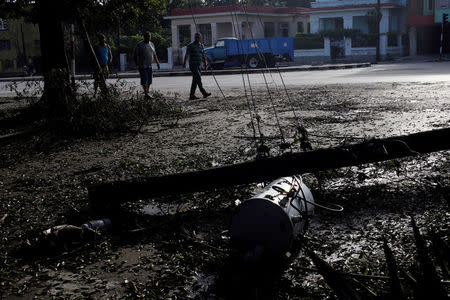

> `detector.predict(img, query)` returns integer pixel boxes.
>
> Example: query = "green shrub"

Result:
[352,33,377,47]
[119,34,143,55]
[294,33,324,49]
[119,33,169,62]
[319,28,362,40]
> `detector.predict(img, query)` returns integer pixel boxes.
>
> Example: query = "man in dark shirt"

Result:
[183,33,211,100]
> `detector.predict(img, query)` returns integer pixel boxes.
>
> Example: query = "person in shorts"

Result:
[93,33,112,96]
[134,31,160,97]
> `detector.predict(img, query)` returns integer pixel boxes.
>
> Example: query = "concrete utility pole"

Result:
[88,128,450,206]
[376,0,381,62]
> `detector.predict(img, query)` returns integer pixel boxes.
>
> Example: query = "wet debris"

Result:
[303,220,450,300]
[0,213,8,225]
[23,219,112,255]
[383,236,405,299]
[306,248,367,300]
[410,217,447,299]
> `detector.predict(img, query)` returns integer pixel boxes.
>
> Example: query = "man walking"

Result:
[134,31,160,97]
[183,33,211,100]
[93,33,112,96]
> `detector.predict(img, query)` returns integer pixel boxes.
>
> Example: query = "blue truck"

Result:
[204,37,294,69]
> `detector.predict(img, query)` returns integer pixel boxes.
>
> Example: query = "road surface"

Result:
[1,61,450,97]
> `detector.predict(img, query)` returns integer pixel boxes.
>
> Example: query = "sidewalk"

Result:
[389,54,450,63]
[0,62,371,82]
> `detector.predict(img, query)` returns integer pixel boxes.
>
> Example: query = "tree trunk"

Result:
[88,128,450,207]
[37,0,72,117]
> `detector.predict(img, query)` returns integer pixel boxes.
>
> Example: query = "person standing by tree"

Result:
[134,31,160,97]
[93,33,112,96]
[183,33,211,100]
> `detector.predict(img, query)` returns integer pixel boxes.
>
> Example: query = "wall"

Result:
[310,10,374,33]
[294,32,403,65]
[0,18,41,73]
[217,22,233,38]
[435,9,450,23]
[312,0,406,8]
[294,48,329,64]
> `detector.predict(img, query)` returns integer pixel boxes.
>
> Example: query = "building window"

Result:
[178,25,191,47]
[0,40,11,50]
[297,22,304,33]
[308,22,310,33]
[437,0,450,9]
[264,22,275,37]
[241,22,252,40]
[198,24,212,47]
[423,0,433,14]
[416,0,424,15]
[320,17,343,31]
[34,40,40,49]
[0,19,8,30]
[279,22,289,37]
[353,16,377,34]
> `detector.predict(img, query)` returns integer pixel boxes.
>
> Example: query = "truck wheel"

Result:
[247,56,260,68]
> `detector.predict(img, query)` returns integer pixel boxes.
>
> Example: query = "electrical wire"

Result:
[229,7,262,148]
[239,4,287,147]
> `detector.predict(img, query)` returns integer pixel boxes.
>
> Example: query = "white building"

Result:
[164,5,309,64]
[305,0,407,62]
[165,1,408,65]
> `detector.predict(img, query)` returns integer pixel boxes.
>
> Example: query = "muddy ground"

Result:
[0,81,449,299]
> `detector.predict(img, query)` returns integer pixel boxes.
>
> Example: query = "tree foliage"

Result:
[285,0,313,8]
[1,0,169,119]
[164,0,313,9]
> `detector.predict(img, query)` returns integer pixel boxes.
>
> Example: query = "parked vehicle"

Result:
[204,37,294,69]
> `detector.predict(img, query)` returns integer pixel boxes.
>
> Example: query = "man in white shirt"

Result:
[134,31,160,97]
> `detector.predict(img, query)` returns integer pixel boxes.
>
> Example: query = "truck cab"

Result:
[204,38,237,69]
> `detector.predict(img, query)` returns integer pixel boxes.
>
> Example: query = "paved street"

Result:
[153,61,450,94]
[1,61,450,97]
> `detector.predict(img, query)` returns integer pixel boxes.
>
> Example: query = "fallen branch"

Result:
[89,128,450,206]
[383,237,405,299]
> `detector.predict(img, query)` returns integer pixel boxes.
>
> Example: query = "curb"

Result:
[0,62,371,82]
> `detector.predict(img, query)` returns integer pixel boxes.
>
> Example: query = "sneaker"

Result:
[203,92,211,98]
[189,94,199,100]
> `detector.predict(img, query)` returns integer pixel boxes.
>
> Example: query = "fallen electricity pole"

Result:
[88,128,450,207]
